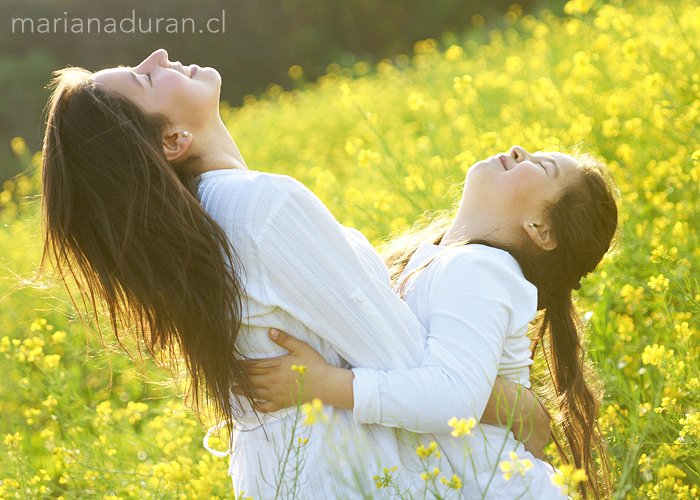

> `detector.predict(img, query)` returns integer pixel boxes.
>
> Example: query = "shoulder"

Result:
[425,244,537,305]
[433,244,522,275]
[198,169,307,206]
[198,169,313,227]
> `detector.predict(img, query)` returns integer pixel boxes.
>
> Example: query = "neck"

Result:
[191,116,248,173]
[441,209,519,248]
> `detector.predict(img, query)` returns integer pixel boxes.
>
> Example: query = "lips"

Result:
[170,60,193,78]
[190,65,198,78]
[498,155,507,169]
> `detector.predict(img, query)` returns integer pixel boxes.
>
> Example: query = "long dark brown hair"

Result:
[381,154,617,498]
[40,67,256,431]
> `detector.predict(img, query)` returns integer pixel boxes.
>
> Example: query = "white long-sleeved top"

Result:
[198,168,435,499]
[352,243,566,499]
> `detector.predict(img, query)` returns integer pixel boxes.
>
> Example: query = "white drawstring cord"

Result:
[203,420,233,458]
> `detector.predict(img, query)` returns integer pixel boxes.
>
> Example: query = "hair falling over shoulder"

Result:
[524,154,618,499]
[40,67,256,432]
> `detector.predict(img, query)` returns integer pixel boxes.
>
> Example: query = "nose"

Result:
[135,49,169,71]
[509,145,530,162]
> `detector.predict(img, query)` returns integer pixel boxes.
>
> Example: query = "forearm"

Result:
[352,358,493,431]
[481,377,541,437]
[315,365,355,411]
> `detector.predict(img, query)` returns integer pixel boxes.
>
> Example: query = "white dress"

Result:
[198,169,438,499]
[352,243,567,499]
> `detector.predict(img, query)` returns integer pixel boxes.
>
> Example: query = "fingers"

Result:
[240,358,282,374]
[246,373,278,392]
[268,328,311,353]
[231,384,281,410]
[231,382,269,399]
[228,393,285,413]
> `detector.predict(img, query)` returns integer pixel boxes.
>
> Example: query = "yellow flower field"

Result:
[1,0,699,497]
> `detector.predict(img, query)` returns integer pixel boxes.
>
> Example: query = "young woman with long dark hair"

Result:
[241,147,618,498]
[41,48,584,498]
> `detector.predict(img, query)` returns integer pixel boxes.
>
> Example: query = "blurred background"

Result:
[0,0,567,183]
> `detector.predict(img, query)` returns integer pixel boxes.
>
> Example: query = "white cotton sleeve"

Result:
[253,178,424,371]
[351,249,529,433]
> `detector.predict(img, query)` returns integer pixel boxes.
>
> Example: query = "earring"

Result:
[529,223,535,228]
[182,131,189,137]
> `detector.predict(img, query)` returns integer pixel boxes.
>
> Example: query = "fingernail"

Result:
[269,329,279,340]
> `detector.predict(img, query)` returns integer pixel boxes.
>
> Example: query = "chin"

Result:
[205,66,222,82]
[465,159,490,179]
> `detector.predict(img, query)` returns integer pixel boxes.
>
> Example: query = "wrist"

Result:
[320,365,355,411]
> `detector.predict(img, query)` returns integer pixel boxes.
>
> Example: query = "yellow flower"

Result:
[651,245,669,263]
[440,474,463,490]
[642,344,666,365]
[499,460,513,480]
[51,330,67,344]
[30,318,50,331]
[499,451,534,482]
[564,0,595,15]
[42,395,58,408]
[10,137,27,156]
[407,93,425,111]
[647,274,669,291]
[444,45,464,62]
[505,56,523,75]
[448,417,476,437]
[552,464,588,493]
[420,467,440,482]
[301,398,327,426]
[571,469,588,483]
[290,364,307,374]
[551,472,567,487]
[3,432,22,446]
[44,354,61,369]
[373,465,398,489]
[416,441,438,459]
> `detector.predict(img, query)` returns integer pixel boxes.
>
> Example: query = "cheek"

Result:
[498,173,546,211]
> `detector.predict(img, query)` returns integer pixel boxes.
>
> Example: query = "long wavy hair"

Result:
[381,154,617,499]
[40,67,256,431]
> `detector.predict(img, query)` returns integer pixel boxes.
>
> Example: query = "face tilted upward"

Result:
[92,49,222,132]
[464,146,578,220]
[447,145,580,250]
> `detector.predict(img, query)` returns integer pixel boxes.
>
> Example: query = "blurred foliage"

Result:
[0,0,551,182]
[0,49,58,181]
[2,0,700,498]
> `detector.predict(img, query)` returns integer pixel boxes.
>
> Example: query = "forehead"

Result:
[548,152,579,171]
[543,152,580,185]
[92,67,143,98]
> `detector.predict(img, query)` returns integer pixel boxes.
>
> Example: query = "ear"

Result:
[162,131,192,162]
[524,221,557,251]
